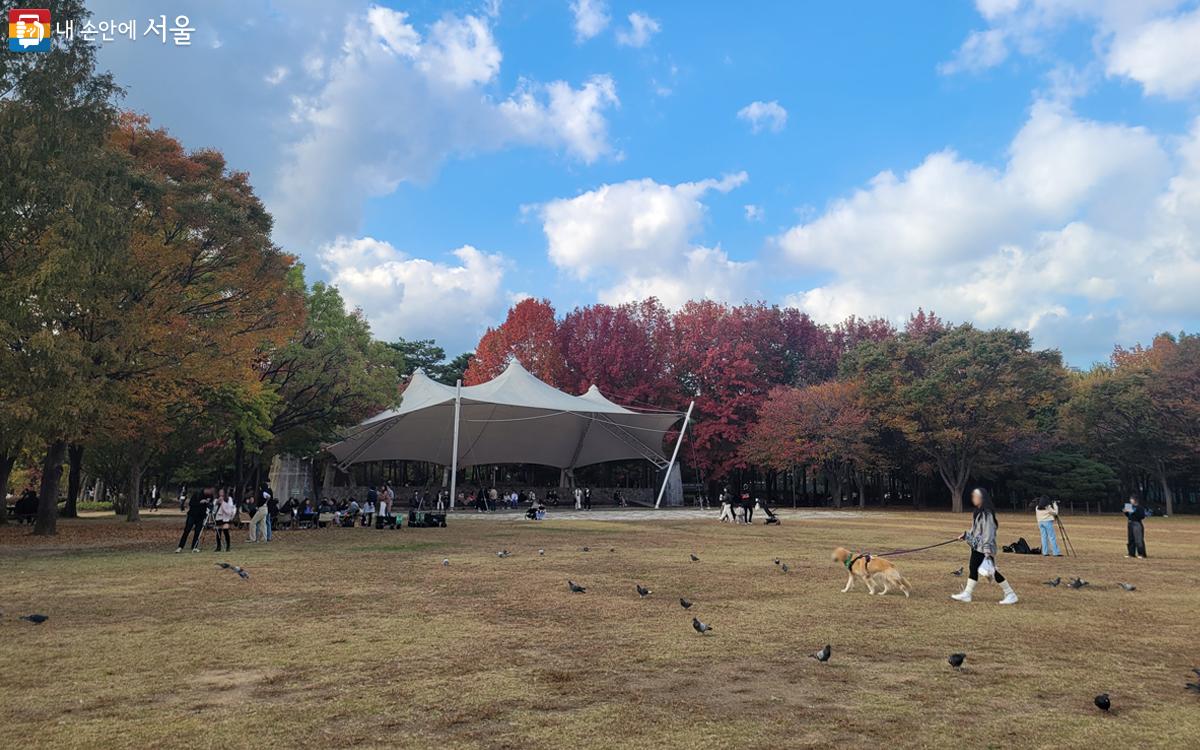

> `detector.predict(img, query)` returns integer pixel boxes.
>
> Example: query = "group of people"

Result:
[716,487,780,525]
[951,489,1154,606]
[175,483,276,553]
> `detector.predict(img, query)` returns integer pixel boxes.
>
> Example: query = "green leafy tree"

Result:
[0,0,125,532]
[844,324,1067,512]
[1009,449,1118,505]
[258,282,402,462]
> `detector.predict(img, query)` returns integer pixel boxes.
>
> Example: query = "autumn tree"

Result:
[0,2,126,532]
[558,299,679,406]
[464,298,566,386]
[669,302,791,480]
[844,324,1067,512]
[1062,333,1200,514]
[742,381,880,507]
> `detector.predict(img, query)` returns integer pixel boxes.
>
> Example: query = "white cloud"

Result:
[737,100,788,134]
[616,12,661,48]
[939,28,1008,74]
[600,247,753,308]
[272,7,620,253]
[320,236,508,349]
[536,172,754,305]
[418,14,502,88]
[570,0,610,42]
[1107,7,1200,99]
[744,204,765,222]
[778,103,1199,361]
[500,75,620,164]
[264,66,289,85]
[943,1,1200,99]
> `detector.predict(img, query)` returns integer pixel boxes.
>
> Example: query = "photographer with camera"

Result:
[176,488,213,553]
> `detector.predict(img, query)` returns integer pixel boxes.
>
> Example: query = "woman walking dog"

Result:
[951,488,1019,605]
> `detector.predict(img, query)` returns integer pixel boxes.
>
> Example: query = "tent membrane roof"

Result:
[326,360,684,470]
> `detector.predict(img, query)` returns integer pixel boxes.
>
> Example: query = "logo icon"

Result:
[8,9,51,52]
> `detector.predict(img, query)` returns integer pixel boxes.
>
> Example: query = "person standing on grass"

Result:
[248,486,269,543]
[214,489,236,551]
[1034,496,1062,556]
[176,489,212,553]
[952,488,1019,605]
[1124,494,1148,559]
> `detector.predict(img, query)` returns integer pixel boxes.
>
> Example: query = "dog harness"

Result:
[845,553,871,572]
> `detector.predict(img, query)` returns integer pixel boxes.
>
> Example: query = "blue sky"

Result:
[90,0,1200,364]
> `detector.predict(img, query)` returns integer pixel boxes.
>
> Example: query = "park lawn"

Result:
[2,510,1199,749]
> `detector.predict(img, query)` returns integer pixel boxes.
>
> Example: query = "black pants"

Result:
[1127,521,1146,557]
[967,549,1005,583]
[215,527,231,551]
[178,516,203,549]
[745,504,754,523]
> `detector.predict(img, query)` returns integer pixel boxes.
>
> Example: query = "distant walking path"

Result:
[452,508,875,522]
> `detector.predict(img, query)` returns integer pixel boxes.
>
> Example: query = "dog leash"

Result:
[868,537,961,558]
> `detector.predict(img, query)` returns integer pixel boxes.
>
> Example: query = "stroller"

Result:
[756,498,781,525]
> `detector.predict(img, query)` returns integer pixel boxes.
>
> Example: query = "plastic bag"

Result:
[978,557,995,579]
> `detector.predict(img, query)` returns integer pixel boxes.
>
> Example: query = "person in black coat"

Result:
[176,489,212,552]
[1124,494,1148,558]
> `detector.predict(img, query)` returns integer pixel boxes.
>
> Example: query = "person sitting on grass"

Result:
[14,486,38,524]
[298,498,317,527]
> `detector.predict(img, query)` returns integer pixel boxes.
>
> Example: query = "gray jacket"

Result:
[964,511,998,556]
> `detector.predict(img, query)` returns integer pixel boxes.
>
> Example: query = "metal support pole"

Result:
[655,400,695,509]
[449,380,462,511]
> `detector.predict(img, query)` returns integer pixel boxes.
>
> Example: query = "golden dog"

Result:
[832,546,912,597]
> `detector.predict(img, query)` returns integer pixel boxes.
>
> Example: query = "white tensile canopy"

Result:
[326,360,694,507]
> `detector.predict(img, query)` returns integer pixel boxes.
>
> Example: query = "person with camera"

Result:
[176,488,213,553]
[214,488,236,551]
[1034,496,1062,556]
[1124,494,1148,558]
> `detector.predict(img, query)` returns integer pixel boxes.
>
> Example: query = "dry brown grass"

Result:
[2,509,1199,749]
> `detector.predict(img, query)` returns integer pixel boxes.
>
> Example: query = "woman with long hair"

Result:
[951,488,1019,605]
[213,488,236,552]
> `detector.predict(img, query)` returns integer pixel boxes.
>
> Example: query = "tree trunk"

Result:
[126,458,144,523]
[855,470,866,508]
[935,454,972,513]
[234,434,245,504]
[63,444,84,518]
[1155,461,1174,516]
[34,439,67,535]
[0,451,16,526]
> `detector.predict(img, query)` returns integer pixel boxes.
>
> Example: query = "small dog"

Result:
[831,546,912,597]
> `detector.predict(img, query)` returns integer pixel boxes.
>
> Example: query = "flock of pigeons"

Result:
[11,540,1198,719]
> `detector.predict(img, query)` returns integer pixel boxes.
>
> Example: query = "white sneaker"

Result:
[192,547,201,553]
[175,547,182,553]
[998,592,1019,605]
[950,590,973,602]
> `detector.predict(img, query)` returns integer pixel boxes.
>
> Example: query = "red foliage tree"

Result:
[742,381,878,507]
[669,302,790,480]
[464,298,567,386]
[558,299,679,406]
